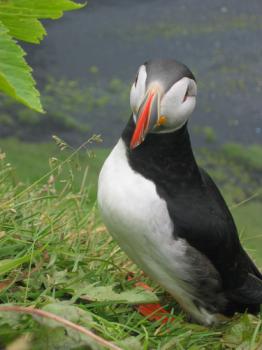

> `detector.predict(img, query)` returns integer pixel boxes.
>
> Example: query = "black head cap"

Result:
[144,59,196,92]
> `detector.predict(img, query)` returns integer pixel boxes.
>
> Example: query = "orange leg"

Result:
[127,273,175,324]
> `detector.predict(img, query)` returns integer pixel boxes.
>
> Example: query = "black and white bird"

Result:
[97,59,262,325]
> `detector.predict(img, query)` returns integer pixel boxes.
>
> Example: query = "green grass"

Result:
[0,137,109,204]
[0,138,261,349]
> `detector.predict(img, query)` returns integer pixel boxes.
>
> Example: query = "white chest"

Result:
[97,139,187,281]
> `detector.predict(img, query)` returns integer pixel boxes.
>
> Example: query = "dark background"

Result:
[22,0,262,147]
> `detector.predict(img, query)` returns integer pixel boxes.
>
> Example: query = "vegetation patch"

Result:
[0,138,260,349]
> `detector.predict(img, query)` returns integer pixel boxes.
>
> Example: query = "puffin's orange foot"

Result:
[137,303,174,324]
[127,273,175,324]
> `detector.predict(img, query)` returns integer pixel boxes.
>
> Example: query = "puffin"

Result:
[97,59,262,325]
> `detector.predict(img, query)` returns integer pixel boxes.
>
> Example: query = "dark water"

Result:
[25,0,262,146]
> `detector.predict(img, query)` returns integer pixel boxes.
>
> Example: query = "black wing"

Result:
[171,168,262,308]
[168,168,240,284]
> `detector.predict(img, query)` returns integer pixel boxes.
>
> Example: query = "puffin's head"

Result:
[130,59,197,149]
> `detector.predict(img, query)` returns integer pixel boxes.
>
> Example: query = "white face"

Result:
[130,65,147,117]
[130,64,197,132]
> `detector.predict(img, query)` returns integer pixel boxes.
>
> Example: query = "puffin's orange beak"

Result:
[130,91,159,149]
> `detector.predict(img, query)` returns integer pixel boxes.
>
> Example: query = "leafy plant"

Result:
[0,0,84,112]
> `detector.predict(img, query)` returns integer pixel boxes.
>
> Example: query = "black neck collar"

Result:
[121,116,201,185]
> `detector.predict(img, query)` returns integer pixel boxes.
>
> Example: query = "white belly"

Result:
[98,139,189,291]
[97,139,215,324]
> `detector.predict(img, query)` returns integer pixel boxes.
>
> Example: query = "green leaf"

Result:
[0,21,43,112]
[0,16,46,43]
[0,0,85,110]
[72,283,159,305]
[0,0,85,20]
[0,0,85,43]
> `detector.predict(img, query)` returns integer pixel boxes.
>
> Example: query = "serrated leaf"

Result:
[0,0,84,43]
[0,21,43,111]
[0,0,85,20]
[0,16,46,43]
[0,0,85,43]
[13,0,84,13]
[0,0,85,110]
[73,283,159,305]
